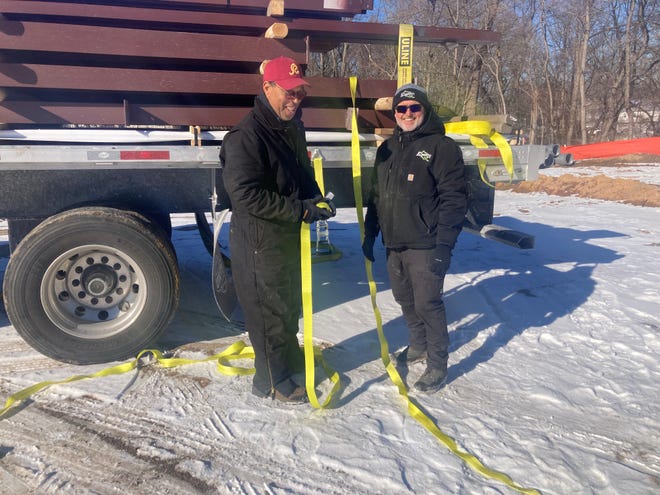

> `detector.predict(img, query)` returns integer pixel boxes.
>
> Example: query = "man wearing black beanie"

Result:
[362,83,468,392]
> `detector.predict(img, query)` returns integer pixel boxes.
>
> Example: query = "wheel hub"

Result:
[83,265,116,297]
[42,245,146,338]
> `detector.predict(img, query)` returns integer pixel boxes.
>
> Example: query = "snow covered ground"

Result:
[0,161,658,494]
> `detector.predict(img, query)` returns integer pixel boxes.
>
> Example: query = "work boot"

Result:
[396,346,427,365]
[252,378,308,404]
[273,377,308,403]
[414,366,447,393]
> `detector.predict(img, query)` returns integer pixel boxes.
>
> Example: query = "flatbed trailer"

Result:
[0,0,550,363]
[0,129,547,363]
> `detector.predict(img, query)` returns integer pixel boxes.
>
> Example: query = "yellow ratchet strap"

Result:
[444,121,514,187]
[1,343,255,418]
[397,24,414,87]
[300,221,342,408]
[300,152,342,408]
[350,76,541,495]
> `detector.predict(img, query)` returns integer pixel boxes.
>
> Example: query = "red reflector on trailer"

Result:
[478,149,501,158]
[119,150,170,160]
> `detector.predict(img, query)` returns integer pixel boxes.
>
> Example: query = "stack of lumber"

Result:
[0,0,498,130]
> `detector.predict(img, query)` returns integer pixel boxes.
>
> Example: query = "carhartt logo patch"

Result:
[416,150,432,162]
[407,173,415,181]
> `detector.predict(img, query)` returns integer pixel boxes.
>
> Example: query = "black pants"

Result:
[230,215,304,394]
[386,248,449,369]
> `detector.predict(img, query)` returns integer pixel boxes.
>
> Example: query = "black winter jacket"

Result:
[220,94,322,230]
[364,110,467,250]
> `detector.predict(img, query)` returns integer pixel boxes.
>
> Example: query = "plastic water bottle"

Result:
[315,191,333,255]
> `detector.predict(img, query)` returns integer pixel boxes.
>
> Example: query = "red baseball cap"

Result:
[262,56,310,91]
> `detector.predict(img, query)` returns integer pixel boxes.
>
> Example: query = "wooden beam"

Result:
[0,21,307,64]
[291,18,500,47]
[0,64,396,99]
[1,2,499,47]
[0,101,395,129]
[0,64,263,95]
[2,0,374,20]
[147,0,374,16]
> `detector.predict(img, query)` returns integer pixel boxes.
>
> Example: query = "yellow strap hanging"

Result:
[300,221,342,409]
[397,24,414,87]
[312,152,326,196]
[301,151,342,408]
[350,76,541,495]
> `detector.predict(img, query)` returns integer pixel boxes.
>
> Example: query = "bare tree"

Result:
[623,0,636,139]
[310,0,657,143]
[540,0,556,144]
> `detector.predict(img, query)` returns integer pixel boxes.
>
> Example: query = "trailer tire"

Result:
[2,207,180,364]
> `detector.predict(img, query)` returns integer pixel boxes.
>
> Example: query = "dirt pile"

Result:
[498,154,660,207]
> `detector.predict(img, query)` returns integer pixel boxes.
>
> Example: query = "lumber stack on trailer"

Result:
[0,0,499,130]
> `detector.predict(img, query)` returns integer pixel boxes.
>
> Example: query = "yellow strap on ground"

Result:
[1,355,140,418]
[397,24,414,87]
[137,344,255,376]
[445,121,514,187]
[1,317,338,416]
[350,76,541,495]
[0,343,256,418]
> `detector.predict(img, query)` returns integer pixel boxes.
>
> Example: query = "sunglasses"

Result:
[273,83,307,100]
[395,104,423,114]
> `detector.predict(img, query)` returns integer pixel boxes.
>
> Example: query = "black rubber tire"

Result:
[2,207,180,364]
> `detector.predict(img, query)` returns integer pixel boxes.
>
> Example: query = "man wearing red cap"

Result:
[221,56,335,403]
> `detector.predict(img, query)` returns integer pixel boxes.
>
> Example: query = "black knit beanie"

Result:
[392,83,431,111]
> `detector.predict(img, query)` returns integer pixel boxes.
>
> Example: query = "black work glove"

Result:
[301,197,333,224]
[362,235,376,262]
[430,244,452,276]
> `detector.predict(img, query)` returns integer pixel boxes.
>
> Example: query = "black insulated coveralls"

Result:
[220,94,322,395]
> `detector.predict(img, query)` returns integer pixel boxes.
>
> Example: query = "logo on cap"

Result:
[399,90,417,100]
[263,56,309,90]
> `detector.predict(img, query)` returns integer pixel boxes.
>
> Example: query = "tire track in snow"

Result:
[1,401,210,494]
[1,363,408,494]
